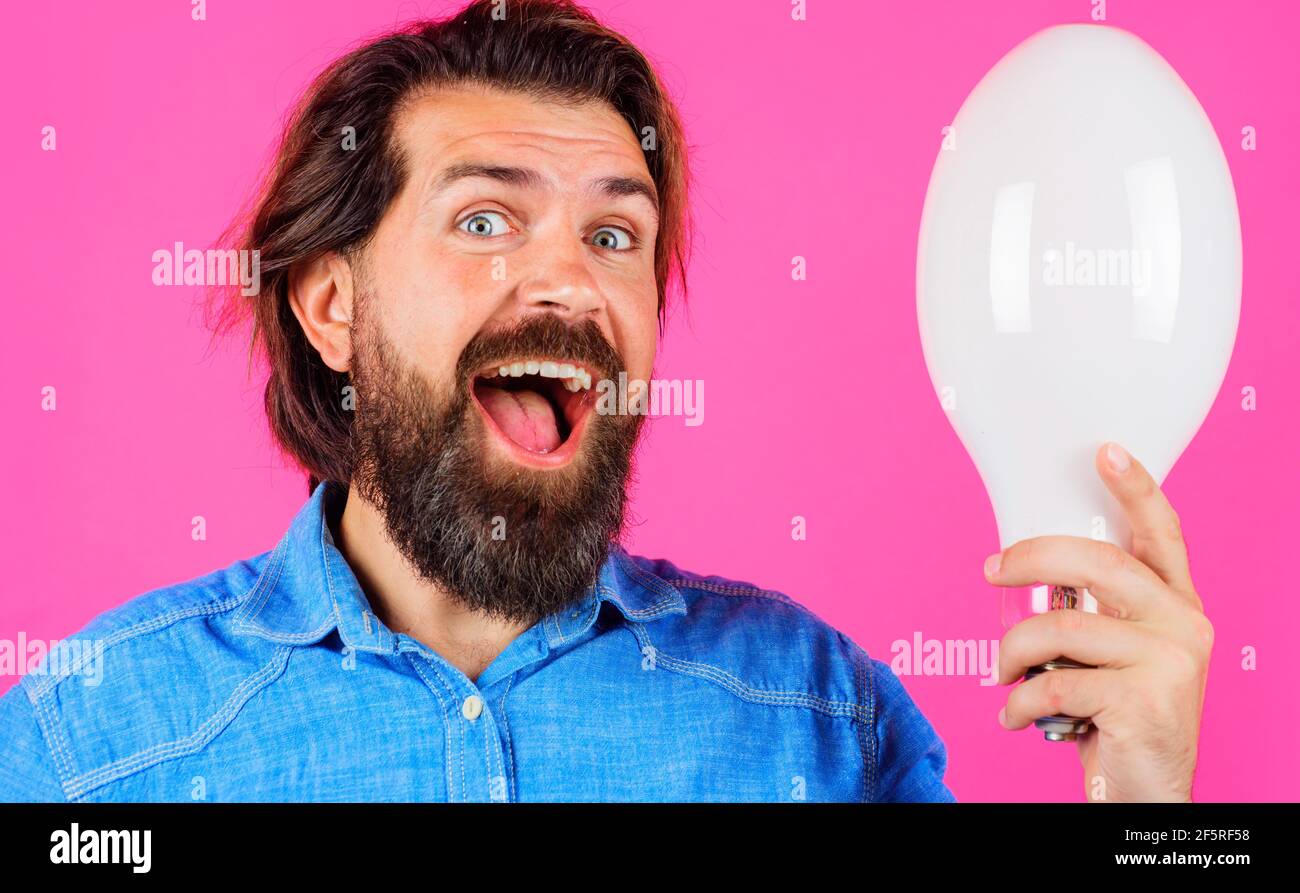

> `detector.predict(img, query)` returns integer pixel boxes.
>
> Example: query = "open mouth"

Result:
[469,359,599,466]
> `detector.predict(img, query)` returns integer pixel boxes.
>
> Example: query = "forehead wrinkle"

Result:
[394,86,645,163]
[433,133,644,175]
[455,127,632,146]
[416,135,633,182]
[417,149,656,217]
[395,106,653,221]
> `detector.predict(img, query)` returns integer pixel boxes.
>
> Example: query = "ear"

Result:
[288,252,356,373]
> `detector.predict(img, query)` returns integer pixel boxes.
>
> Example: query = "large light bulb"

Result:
[916,24,1241,740]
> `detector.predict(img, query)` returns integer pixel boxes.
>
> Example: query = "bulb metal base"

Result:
[1024,657,1094,742]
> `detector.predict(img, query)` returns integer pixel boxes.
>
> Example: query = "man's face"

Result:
[345,85,660,624]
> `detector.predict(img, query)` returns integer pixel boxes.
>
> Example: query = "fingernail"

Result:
[983,552,1002,579]
[1106,442,1130,473]
[998,707,1008,727]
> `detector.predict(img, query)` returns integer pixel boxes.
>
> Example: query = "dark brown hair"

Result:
[211,0,692,490]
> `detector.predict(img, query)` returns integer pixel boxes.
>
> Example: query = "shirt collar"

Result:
[234,481,687,653]
[543,541,689,647]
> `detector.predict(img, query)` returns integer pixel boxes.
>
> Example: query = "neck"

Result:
[334,483,529,682]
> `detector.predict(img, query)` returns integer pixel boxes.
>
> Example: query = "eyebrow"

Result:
[435,162,543,192]
[592,175,660,219]
[432,162,659,218]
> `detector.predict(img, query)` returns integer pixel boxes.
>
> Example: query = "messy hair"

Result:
[210,0,691,489]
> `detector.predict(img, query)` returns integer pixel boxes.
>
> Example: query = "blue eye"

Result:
[591,226,634,250]
[460,211,511,237]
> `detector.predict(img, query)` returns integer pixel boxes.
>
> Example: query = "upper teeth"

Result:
[488,360,593,391]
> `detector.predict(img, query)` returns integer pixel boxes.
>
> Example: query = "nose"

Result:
[514,240,606,321]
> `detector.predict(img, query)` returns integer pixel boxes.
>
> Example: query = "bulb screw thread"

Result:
[1024,657,1094,741]
[1024,585,1094,741]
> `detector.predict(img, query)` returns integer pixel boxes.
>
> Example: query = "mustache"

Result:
[455,314,625,385]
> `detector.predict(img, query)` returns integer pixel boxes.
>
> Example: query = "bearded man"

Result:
[0,0,1212,804]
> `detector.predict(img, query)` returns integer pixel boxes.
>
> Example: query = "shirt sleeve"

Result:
[0,683,68,802]
[867,657,957,802]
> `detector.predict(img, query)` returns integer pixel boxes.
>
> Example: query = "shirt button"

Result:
[461,694,484,721]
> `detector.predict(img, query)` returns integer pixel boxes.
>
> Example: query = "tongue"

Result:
[477,386,562,453]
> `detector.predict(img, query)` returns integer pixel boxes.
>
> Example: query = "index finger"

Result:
[1096,442,1197,603]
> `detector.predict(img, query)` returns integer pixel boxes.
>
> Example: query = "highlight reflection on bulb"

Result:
[916,25,1241,741]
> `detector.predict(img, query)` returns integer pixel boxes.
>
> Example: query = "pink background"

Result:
[2,0,1296,802]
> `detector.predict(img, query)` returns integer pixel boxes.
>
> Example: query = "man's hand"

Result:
[985,442,1214,802]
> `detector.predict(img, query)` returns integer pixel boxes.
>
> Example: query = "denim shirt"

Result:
[0,482,954,803]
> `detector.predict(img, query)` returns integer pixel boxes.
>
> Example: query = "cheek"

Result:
[378,253,492,385]
[611,280,659,381]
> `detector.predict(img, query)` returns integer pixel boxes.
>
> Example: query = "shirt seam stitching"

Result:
[28,590,255,701]
[61,644,294,801]
[627,623,869,722]
[423,661,468,804]
[869,655,878,801]
[853,643,867,802]
[407,655,457,802]
[498,672,518,803]
[23,681,76,799]
[230,535,291,635]
[615,552,688,611]
[595,584,677,620]
[664,580,794,604]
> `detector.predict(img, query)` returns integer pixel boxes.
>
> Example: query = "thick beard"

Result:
[348,303,643,627]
